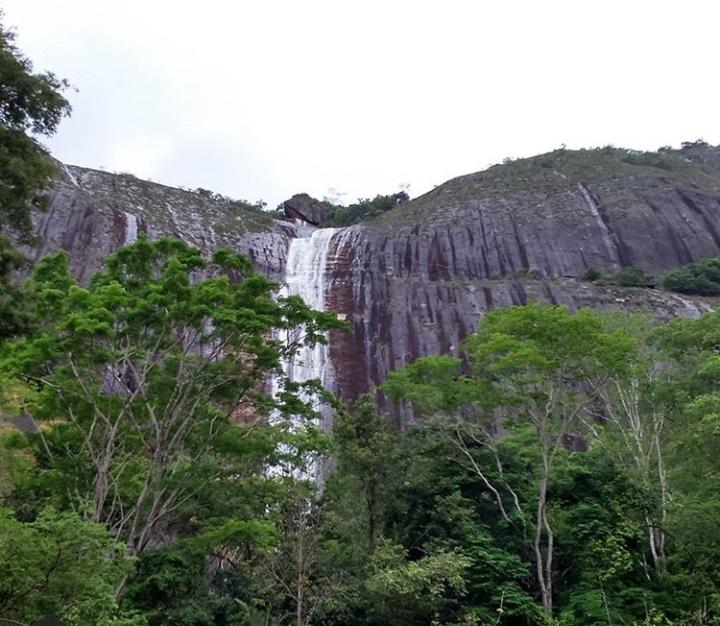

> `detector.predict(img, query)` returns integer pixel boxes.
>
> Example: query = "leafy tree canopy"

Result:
[0,11,71,339]
[0,507,143,626]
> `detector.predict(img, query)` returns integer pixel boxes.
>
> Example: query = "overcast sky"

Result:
[4,0,720,208]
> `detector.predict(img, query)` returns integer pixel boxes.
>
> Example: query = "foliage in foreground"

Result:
[3,12,719,626]
[0,508,142,625]
[3,243,720,626]
[4,289,720,625]
[0,236,342,625]
[0,10,71,338]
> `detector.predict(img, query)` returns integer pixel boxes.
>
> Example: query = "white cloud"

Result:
[4,0,720,207]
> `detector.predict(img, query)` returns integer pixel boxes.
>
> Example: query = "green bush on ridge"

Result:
[662,256,720,296]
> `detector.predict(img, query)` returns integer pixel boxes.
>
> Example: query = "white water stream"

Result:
[279,227,339,396]
[269,226,340,478]
[123,211,139,245]
[62,163,80,187]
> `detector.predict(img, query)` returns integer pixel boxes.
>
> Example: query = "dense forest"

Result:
[3,245,720,626]
[2,12,720,626]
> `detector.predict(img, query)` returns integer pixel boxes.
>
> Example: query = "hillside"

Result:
[22,145,720,408]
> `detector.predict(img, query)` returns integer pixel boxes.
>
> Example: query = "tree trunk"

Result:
[366,484,376,550]
[534,450,553,614]
[296,506,305,626]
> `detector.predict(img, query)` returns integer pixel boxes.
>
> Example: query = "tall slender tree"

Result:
[385,304,636,615]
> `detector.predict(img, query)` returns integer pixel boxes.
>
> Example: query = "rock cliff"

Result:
[23,144,720,415]
[28,164,294,281]
[324,144,720,409]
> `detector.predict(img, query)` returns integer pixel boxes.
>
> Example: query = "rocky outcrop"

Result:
[282,193,334,227]
[324,145,720,413]
[26,164,295,280]
[19,145,720,422]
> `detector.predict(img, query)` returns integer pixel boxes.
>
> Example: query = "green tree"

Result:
[292,400,401,625]
[615,266,654,288]
[1,237,342,566]
[653,311,720,607]
[662,256,720,296]
[382,419,540,625]
[324,191,409,227]
[385,304,636,614]
[0,507,143,626]
[586,314,672,572]
[551,450,657,626]
[0,11,71,338]
[331,396,397,549]
[364,540,469,626]
[0,12,70,232]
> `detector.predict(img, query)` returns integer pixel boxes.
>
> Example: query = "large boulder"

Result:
[282,193,334,227]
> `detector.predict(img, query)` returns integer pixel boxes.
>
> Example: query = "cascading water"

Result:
[62,163,79,187]
[123,211,138,245]
[269,225,340,478]
[280,228,338,394]
[278,226,339,409]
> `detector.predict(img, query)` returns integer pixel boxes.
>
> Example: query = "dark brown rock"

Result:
[282,193,334,227]
[323,147,720,416]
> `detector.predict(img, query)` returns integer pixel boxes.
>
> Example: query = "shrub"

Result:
[582,267,601,282]
[326,191,409,227]
[662,257,720,296]
[621,151,674,171]
[615,266,654,287]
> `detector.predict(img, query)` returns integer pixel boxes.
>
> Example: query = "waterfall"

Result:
[577,182,621,269]
[278,227,339,415]
[269,225,340,479]
[62,163,79,187]
[123,211,138,245]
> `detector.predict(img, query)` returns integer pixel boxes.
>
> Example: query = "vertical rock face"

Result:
[19,145,720,422]
[28,184,125,284]
[324,146,720,412]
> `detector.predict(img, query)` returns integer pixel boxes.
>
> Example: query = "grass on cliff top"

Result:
[372,141,720,228]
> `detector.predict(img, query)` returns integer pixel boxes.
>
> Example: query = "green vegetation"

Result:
[581,267,602,281]
[4,292,720,625]
[614,265,654,287]
[580,265,655,288]
[621,150,675,170]
[373,141,720,228]
[0,10,71,338]
[582,260,720,293]
[324,191,409,226]
[662,256,720,295]
[192,187,268,215]
[2,14,720,626]
[0,236,343,626]
[580,265,656,288]
[0,508,141,625]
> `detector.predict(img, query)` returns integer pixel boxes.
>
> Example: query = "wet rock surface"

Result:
[325,147,720,411]
[21,147,720,417]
